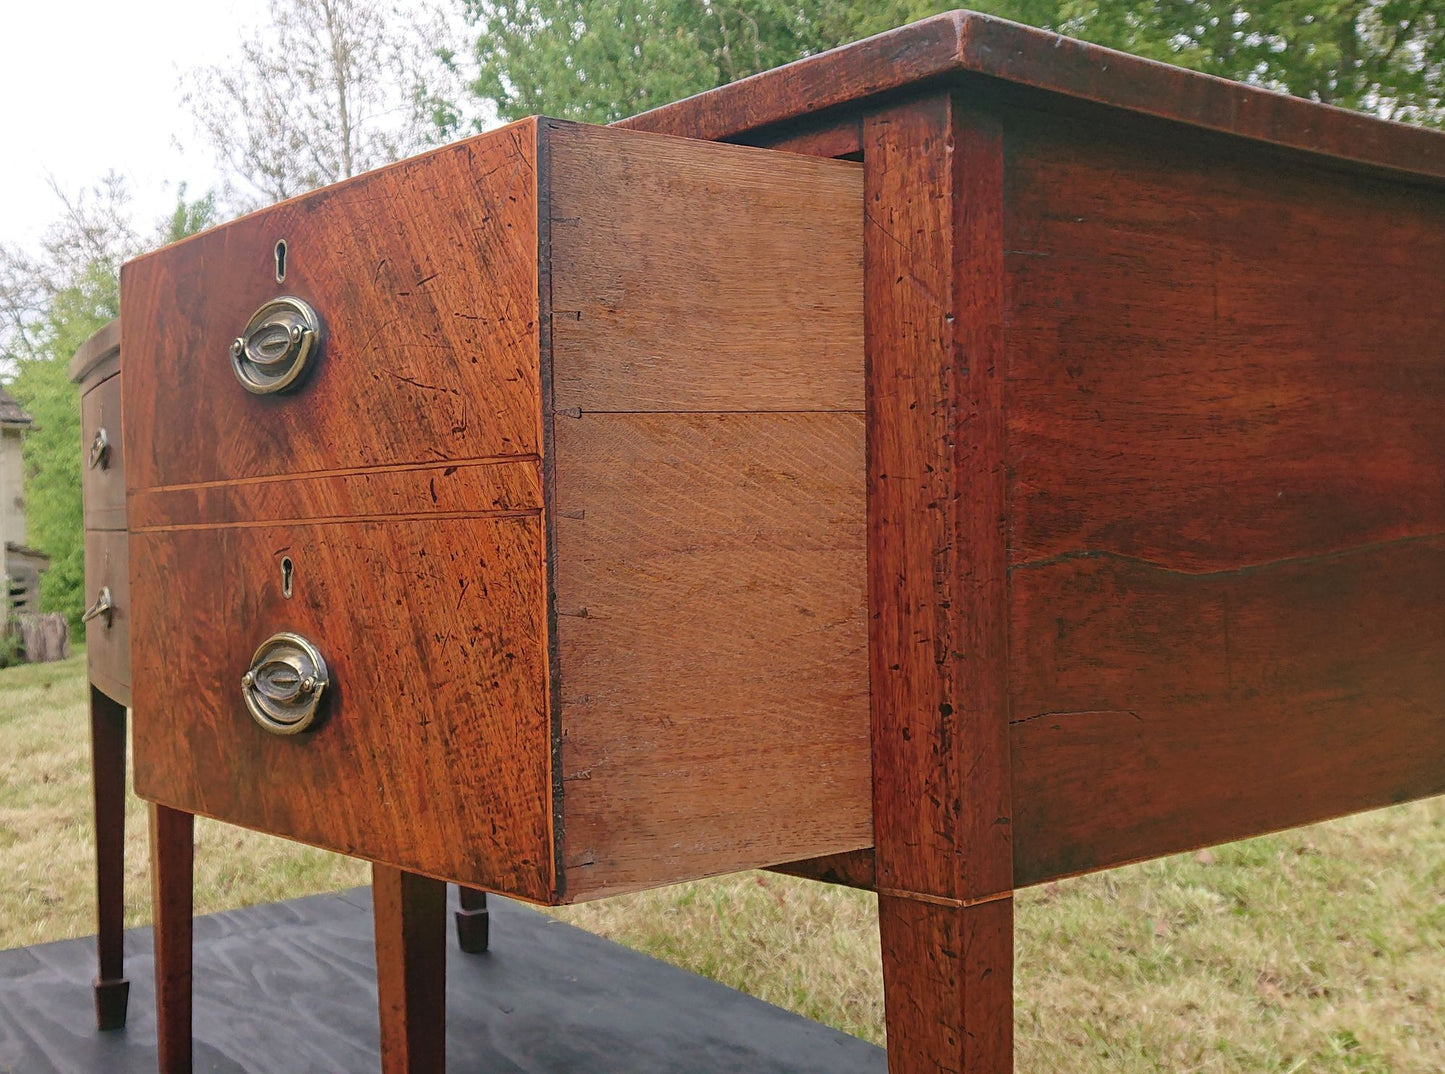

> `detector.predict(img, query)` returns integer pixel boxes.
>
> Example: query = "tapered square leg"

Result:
[90,686,129,1030]
[374,865,447,1073]
[454,886,489,954]
[879,896,1013,1072]
[149,803,194,1073]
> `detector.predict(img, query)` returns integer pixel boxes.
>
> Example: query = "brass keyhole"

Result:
[274,239,288,283]
[281,556,294,598]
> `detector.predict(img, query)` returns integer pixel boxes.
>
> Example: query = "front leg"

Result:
[150,803,194,1073]
[374,865,446,1073]
[90,686,129,1030]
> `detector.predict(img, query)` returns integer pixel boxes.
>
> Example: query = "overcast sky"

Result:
[2,0,277,252]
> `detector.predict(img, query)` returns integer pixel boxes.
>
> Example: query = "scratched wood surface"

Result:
[130,458,542,530]
[1004,105,1445,886]
[130,516,555,901]
[119,118,545,490]
[864,95,1014,1074]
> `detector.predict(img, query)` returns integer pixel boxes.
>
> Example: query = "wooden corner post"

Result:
[864,94,1013,1073]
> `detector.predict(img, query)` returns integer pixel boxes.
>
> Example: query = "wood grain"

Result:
[83,529,130,707]
[1011,535,1445,886]
[864,95,1013,1074]
[79,373,126,531]
[547,121,863,413]
[373,865,446,1074]
[542,123,869,898]
[552,411,870,898]
[1004,107,1445,574]
[877,896,1012,1072]
[89,687,129,1030]
[130,517,555,901]
[866,95,1011,906]
[120,119,545,490]
[131,457,542,530]
[149,803,193,1074]
[619,10,1445,184]
[1003,103,1445,886]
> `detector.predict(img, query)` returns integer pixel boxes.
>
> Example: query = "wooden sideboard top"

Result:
[69,318,120,386]
[619,9,1445,184]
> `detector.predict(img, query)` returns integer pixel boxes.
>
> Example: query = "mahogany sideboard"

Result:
[117,10,1445,1073]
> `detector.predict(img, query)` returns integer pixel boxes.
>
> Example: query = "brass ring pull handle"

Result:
[242,632,330,735]
[82,586,115,627]
[230,296,322,395]
[89,427,110,470]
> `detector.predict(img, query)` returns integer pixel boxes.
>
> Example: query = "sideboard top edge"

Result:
[617,10,1445,185]
[69,318,121,385]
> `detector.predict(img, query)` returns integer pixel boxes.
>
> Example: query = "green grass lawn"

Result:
[2,652,1441,1070]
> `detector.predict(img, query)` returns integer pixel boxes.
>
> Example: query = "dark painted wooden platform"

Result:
[0,887,885,1073]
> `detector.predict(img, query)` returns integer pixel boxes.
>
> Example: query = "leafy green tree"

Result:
[975,0,1445,123]
[460,0,1444,127]
[465,0,934,123]
[184,0,476,208]
[0,181,216,630]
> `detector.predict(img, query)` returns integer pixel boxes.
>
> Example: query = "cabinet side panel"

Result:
[546,125,869,899]
[1004,107,1445,886]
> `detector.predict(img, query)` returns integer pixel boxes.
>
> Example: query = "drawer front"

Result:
[83,531,130,706]
[118,121,544,491]
[130,516,555,900]
[80,372,126,530]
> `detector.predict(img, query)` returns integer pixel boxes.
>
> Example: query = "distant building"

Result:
[0,387,48,612]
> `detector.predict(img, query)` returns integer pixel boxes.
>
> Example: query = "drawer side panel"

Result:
[545,127,870,900]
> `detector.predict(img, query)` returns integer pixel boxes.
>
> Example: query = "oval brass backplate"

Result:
[231,296,321,395]
[242,631,330,735]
